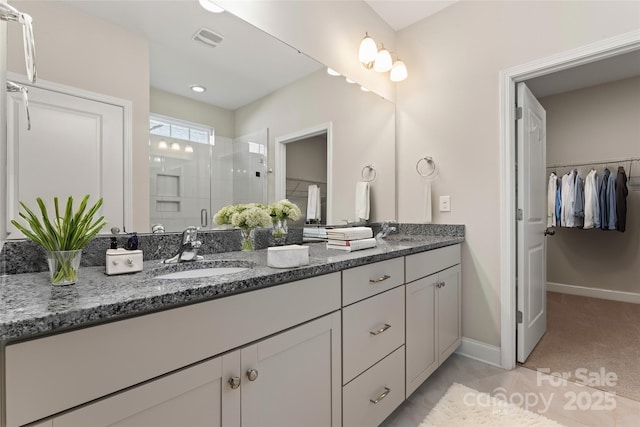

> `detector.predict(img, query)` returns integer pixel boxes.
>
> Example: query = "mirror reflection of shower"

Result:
[148,115,268,232]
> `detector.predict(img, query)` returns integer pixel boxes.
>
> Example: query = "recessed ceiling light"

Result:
[198,0,224,13]
[190,84,206,93]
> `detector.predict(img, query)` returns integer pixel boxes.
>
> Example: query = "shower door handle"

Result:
[201,209,208,228]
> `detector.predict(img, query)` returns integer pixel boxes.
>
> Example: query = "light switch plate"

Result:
[439,195,451,212]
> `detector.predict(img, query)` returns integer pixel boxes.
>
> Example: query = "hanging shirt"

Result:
[573,173,585,228]
[584,169,599,229]
[561,170,576,227]
[547,173,557,227]
[599,168,610,230]
[606,172,617,230]
[616,166,628,232]
[555,176,562,225]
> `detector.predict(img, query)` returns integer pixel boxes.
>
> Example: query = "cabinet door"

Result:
[437,265,462,364]
[241,312,341,427]
[53,354,240,427]
[405,275,437,397]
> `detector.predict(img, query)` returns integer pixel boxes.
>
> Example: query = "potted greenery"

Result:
[268,199,302,242]
[11,195,107,285]
[214,203,271,251]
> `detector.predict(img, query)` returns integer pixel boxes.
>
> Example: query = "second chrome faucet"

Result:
[164,226,203,263]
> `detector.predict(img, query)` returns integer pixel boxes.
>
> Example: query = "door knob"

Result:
[228,376,241,389]
[544,228,556,236]
[246,369,259,381]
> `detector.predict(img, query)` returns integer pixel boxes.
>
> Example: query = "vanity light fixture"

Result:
[358,32,408,82]
[326,67,340,76]
[360,86,370,92]
[158,140,168,150]
[345,78,355,84]
[185,145,194,153]
[190,84,206,93]
[198,0,224,13]
[171,142,181,151]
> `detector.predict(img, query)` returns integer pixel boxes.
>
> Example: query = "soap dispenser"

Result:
[106,228,143,275]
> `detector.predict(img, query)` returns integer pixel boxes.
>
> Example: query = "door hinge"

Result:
[515,106,523,120]
[517,310,523,324]
[516,209,523,221]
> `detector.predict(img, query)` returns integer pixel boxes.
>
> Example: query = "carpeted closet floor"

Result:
[521,291,640,402]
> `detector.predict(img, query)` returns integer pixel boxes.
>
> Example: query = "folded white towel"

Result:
[355,181,370,221]
[306,185,321,221]
[424,180,432,223]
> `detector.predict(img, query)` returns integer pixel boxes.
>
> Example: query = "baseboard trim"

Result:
[455,337,502,368]
[547,282,640,304]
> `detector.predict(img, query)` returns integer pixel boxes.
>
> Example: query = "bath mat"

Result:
[420,383,564,426]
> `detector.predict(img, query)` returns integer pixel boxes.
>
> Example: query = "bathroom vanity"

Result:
[0,230,463,427]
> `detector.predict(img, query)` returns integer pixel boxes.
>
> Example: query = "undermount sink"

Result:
[155,267,248,280]
[151,259,253,280]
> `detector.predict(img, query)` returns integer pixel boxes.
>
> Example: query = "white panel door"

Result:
[516,82,547,363]
[241,312,341,427]
[6,85,125,236]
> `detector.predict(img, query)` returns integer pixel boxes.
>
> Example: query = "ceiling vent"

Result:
[193,27,224,48]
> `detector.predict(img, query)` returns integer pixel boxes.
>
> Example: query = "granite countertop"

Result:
[0,234,463,343]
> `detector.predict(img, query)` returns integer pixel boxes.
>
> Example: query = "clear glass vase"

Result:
[240,228,255,251]
[46,250,82,286]
[272,218,288,236]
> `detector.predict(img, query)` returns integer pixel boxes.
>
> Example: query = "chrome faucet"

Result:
[375,221,397,239]
[164,226,203,263]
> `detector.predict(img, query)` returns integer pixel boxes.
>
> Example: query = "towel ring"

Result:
[361,164,376,182]
[416,156,437,179]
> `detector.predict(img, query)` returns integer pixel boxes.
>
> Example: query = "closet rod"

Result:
[546,156,640,170]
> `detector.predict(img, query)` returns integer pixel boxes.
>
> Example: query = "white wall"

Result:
[543,76,640,294]
[150,87,235,138]
[396,1,640,347]
[217,0,396,102]
[235,68,396,224]
[6,0,150,231]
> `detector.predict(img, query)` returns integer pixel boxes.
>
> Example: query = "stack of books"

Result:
[326,227,377,252]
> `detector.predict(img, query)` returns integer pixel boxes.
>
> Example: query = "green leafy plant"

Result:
[11,195,107,283]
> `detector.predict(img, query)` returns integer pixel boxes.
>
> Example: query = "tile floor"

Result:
[380,354,640,426]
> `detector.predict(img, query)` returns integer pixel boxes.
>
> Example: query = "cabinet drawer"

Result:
[406,244,460,283]
[342,286,405,384]
[342,257,404,306]
[343,346,405,427]
[4,273,340,427]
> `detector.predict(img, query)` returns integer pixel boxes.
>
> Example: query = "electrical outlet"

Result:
[439,195,451,212]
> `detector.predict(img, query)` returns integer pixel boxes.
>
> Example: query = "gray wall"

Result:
[542,76,640,294]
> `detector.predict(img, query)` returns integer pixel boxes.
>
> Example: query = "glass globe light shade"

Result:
[374,47,393,72]
[359,34,377,68]
[390,60,408,82]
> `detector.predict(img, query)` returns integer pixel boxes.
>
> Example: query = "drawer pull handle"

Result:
[370,323,391,336]
[370,387,391,404]
[369,274,391,284]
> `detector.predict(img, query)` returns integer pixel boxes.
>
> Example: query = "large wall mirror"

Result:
[5,0,396,235]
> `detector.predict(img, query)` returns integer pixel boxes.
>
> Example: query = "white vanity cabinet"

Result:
[405,245,461,397]
[50,312,341,427]
[4,273,341,427]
